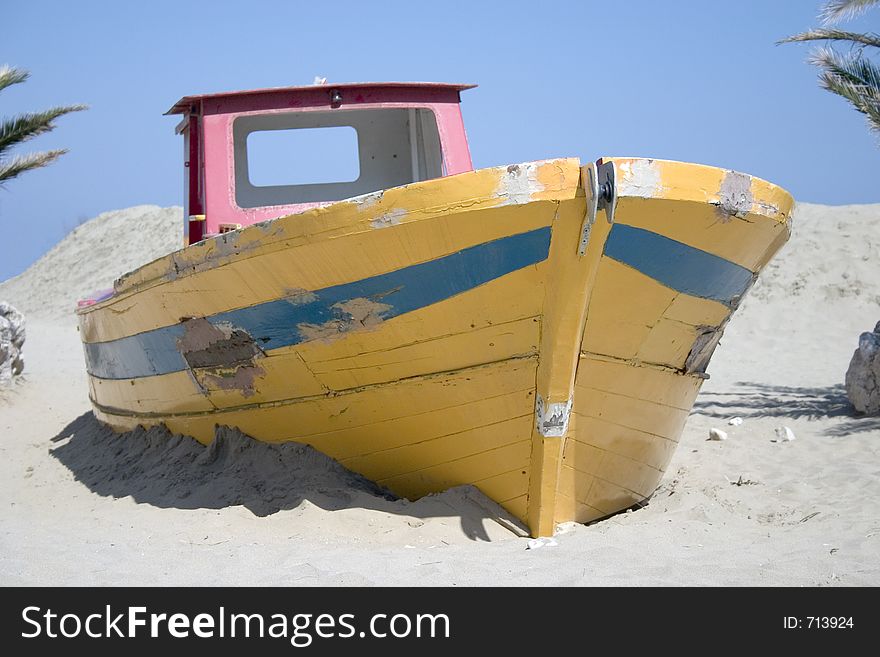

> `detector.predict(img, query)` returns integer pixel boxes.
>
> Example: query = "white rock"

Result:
[708,428,728,441]
[526,537,558,550]
[774,426,796,442]
[728,417,744,426]
[554,521,579,535]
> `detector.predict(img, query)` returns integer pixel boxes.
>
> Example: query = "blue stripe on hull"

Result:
[603,224,754,306]
[84,227,552,380]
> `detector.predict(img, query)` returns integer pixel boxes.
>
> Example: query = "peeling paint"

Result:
[497,162,544,206]
[196,364,265,396]
[753,199,781,218]
[177,318,265,395]
[535,393,572,437]
[297,297,392,342]
[715,171,753,221]
[253,218,287,239]
[369,207,407,229]
[350,189,385,210]
[684,324,725,375]
[617,159,662,198]
[283,288,318,306]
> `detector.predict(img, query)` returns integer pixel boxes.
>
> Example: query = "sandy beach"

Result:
[1,201,878,586]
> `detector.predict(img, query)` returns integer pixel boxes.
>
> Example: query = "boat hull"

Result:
[78,157,793,536]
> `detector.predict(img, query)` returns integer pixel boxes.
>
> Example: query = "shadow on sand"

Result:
[50,413,526,541]
[694,382,879,436]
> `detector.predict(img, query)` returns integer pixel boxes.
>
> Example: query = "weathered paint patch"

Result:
[298,297,393,341]
[194,364,266,396]
[176,318,265,396]
[284,288,319,306]
[497,163,545,206]
[177,318,262,369]
[752,198,783,219]
[617,159,662,198]
[369,207,407,229]
[350,189,384,210]
[253,217,288,240]
[603,224,755,307]
[83,227,552,380]
[535,393,572,437]
[715,171,753,221]
[684,324,725,375]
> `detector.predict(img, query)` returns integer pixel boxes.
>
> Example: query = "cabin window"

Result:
[233,108,442,209]
[246,126,360,187]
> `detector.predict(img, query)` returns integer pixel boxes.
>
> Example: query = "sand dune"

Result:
[1,202,878,586]
[0,205,181,322]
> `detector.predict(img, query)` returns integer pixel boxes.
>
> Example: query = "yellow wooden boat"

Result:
[77,83,793,536]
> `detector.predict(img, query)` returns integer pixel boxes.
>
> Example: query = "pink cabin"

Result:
[165,82,477,245]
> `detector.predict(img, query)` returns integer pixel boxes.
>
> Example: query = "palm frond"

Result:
[0,105,87,153]
[820,72,880,132]
[820,0,880,24]
[811,46,880,89]
[0,149,67,183]
[0,65,29,93]
[0,66,85,187]
[812,48,880,133]
[779,28,880,48]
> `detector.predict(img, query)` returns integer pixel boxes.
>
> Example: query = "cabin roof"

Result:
[165,82,477,115]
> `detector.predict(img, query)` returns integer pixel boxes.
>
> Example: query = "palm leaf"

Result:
[0,149,67,182]
[812,48,880,133]
[820,0,880,24]
[0,65,29,93]
[0,105,87,152]
[811,47,880,89]
[820,74,880,132]
[0,66,85,187]
[779,28,880,48]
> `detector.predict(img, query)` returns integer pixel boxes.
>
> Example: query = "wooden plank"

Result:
[557,464,591,504]
[340,415,531,481]
[307,316,540,390]
[377,440,532,499]
[576,356,702,411]
[299,264,544,365]
[499,495,528,523]
[569,415,679,471]
[306,389,534,461]
[616,197,787,271]
[91,370,215,414]
[584,476,645,516]
[560,436,604,475]
[572,387,690,440]
[663,293,730,327]
[100,357,536,445]
[581,258,676,359]
[554,491,605,524]
[474,468,530,506]
[610,157,792,271]
[564,441,662,499]
[636,318,699,370]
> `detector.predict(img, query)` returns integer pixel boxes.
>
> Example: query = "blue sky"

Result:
[2,1,878,281]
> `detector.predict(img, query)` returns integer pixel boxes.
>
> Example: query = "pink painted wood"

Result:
[167,83,476,241]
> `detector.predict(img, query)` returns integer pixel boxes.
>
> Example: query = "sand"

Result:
[1,202,878,586]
